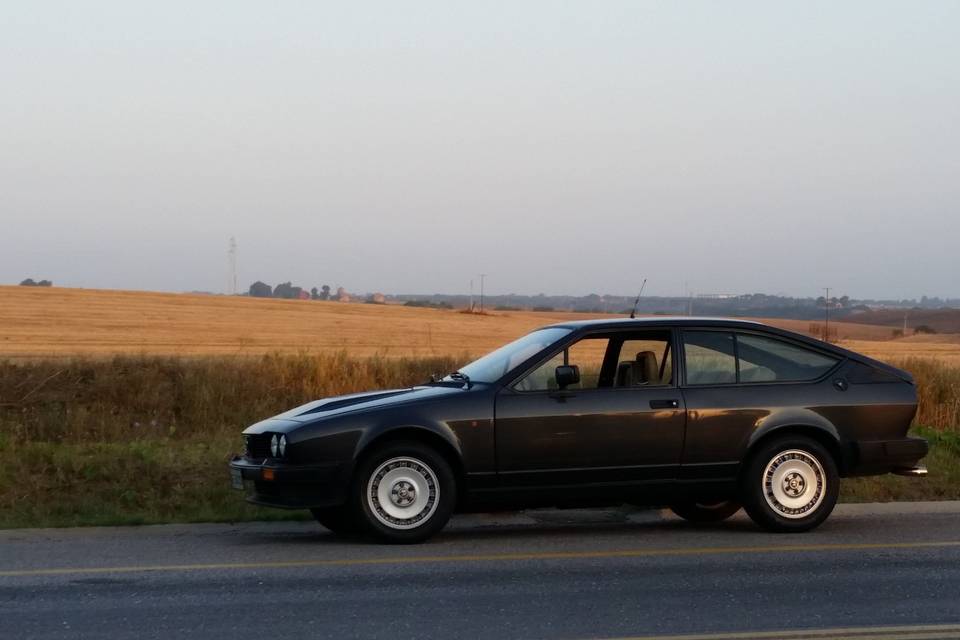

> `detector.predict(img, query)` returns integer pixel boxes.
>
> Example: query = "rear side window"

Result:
[736,333,838,382]
[683,331,737,385]
[683,330,840,385]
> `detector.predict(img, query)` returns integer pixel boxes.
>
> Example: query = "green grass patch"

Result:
[0,428,956,529]
[0,437,310,529]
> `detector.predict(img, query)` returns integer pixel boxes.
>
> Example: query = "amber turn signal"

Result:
[262,468,275,481]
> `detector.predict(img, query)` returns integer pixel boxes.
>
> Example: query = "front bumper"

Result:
[228,456,350,509]
[847,436,929,476]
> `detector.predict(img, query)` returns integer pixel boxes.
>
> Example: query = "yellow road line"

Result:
[596,624,960,640]
[1,539,959,578]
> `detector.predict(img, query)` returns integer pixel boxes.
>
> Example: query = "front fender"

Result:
[352,420,464,463]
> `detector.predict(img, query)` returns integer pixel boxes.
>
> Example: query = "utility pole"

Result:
[469,279,474,313]
[479,274,486,314]
[823,287,830,342]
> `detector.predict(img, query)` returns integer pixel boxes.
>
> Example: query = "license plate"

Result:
[231,468,244,490]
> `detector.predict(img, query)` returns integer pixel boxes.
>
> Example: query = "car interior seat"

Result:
[616,351,659,387]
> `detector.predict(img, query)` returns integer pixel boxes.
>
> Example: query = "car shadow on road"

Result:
[224,509,785,548]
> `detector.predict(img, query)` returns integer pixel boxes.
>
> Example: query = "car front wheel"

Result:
[740,435,839,533]
[353,441,456,544]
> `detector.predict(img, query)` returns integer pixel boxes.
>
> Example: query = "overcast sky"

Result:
[2,1,957,299]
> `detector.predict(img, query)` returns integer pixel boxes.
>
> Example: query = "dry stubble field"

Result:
[4,285,959,363]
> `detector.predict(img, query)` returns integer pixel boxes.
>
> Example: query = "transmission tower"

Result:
[228,237,238,295]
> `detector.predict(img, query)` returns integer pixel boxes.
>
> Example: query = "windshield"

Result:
[455,327,571,384]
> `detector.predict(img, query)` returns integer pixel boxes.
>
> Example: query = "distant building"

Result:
[298,290,310,300]
[336,287,352,303]
[370,292,386,304]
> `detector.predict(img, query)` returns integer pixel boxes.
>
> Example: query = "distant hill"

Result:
[389,292,960,322]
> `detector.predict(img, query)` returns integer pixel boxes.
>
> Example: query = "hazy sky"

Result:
[2,1,958,299]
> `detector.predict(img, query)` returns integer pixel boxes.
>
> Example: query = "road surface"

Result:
[2,503,960,640]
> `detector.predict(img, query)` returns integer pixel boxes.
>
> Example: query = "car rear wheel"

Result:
[353,441,456,544]
[310,505,360,536]
[669,500,741,523]
[740,435,839,533]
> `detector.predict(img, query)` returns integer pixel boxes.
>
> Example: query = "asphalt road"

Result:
[2,503,960,640]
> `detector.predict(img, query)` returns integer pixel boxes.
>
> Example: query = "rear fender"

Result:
[745,408,841,452]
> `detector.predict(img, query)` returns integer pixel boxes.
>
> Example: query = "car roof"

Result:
[543,316,769,331]
[538,315,912,381]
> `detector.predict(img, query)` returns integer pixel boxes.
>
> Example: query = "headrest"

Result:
[635,351,659,384]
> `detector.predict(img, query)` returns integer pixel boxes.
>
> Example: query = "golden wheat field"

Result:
[2,285,960,364]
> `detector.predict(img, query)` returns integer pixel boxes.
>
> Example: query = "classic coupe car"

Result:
[230,318,928,543]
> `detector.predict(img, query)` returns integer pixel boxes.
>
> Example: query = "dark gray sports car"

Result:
[230,317,928,543]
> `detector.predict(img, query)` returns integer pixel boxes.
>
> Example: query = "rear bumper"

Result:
[228,456,350,509]
[847,436,929,476]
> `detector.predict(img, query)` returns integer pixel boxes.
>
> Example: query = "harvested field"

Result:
[0,286,943,361]
[840,334,960,367]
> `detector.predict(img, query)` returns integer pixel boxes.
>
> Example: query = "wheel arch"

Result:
[744,424,844,475]
[353,425,466,495]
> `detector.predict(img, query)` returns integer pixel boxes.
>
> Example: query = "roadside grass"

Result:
[840,426,960,503]
[2,428,955,529]
[0,436,310,529]
[0,353,458,529]
[892,357,960,435]
[0,354,958,529]
[0,352,462,443]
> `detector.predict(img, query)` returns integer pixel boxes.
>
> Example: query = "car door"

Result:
[678,329,842,482]
[494,329,686,487]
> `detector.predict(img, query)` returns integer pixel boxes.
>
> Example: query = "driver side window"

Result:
[513,337,609,392]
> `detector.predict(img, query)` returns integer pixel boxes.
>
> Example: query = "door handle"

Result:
[650,399,680,409]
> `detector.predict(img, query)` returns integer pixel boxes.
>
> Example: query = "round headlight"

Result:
[278,435,287,457]
[270,434,279,457]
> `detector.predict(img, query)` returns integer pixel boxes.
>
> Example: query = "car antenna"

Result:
[629,278,647,319]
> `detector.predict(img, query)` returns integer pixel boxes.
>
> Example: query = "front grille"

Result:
[245,434,272,459]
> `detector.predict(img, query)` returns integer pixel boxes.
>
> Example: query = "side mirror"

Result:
[555,364,580,390]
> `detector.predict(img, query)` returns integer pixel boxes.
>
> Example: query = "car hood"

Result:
[242,384,465,434]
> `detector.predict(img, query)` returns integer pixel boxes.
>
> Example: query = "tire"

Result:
[310,505,361,536]
[740,435,839,533]
[670,500,741,523]
[352,441,456,544]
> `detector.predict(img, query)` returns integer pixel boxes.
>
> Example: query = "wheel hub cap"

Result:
[783,472,806,497]
[391,481,417,507]
[762,449,826,519]
[367,457,439,530]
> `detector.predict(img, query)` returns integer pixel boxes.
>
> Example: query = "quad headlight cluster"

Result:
[270,434,288,458]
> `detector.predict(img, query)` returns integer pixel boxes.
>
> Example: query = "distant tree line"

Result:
[403,300,453,309]
[248,281,331,300]
[19,278,53,287]
[390,291,960,319]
